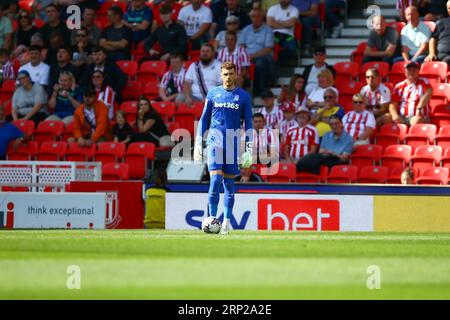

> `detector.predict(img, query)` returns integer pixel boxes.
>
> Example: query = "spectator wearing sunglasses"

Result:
[15,9,38,48]
[342,94,376,146]
[213,15,243,51]
[306,68,339,113]
[360,68,391,126]
[72,27,93,76]
[310,88,344,137]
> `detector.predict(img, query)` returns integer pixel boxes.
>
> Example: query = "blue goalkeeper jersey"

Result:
[197,86,253,149]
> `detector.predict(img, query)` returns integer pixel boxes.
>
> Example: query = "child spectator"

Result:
[0,48,15,81]
[279,101,298,140]
[112,110,133,145]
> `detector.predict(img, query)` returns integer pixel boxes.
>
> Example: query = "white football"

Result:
[201,216,222,234]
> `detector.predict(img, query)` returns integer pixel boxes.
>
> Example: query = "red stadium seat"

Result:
[350,144,383,167]
[124,142,156,179]
[386,167,413,184]
[357,166,388,184]
[0,80,16,102]
[404,123,437,151]
[375,123,408,149]
[360,61,390,81]
[121,80,143,101]
[173,113,196,137]
[380,144,412,168]
[12,119,35,137]
[137,61,167,82]
[388,61,407,84]
[387,21,405,34]
[32,120,64,145]
[64,142,97,162]
[177,102,204,120]
[296,166,329,183]
[326,165,358,184]
[152,101,176,121]
[7,141,38,161]
[119,101,138,125]
[350,42,367,65]
[435,125,450,150]
[167,121,180,134]
[333,62,360,83]
[264,163,296,183]
[94,142,126,166]
[188,50,201,61]
[35,141,68,161]
[132,41,147,62]
[416,167,449,185]
[336,82,364,111]
[420,61,447,85]
[410,145,442,170]
[430,83,450,110]
[440,147,450,170]
[430,104,450,128]
[61,122,74,142]
[143,81,160,100]
[102,163,130,181]
[116,60,138,79]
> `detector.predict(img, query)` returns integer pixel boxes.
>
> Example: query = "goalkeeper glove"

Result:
[241,141,253,169]
[193,136,204,162]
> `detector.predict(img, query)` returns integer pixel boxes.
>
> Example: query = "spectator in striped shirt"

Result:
[159,52,186,104]
[260,89,284,130]
[0,48,15,81]
[213,15,243,52]
[388,61,433,126]
[217,31,250,87]
[360,68,391,126]
[284,106,319,163]
[91,70,116,120]
[279,101,299,141]
[342,94,376,146]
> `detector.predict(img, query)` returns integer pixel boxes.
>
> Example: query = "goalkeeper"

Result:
[194,62,253,235]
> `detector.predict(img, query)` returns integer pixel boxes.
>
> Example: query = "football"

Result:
[201,216,222,234]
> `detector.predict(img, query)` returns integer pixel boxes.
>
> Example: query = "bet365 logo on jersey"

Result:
[258,199,340,231]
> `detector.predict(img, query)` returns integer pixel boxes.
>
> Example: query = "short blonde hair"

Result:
[318,69,335,86]
[221,61,237,72]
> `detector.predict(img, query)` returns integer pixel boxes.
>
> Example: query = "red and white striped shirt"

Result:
[160,68,186,94]
[360,83,391,107]
[252,128,278,164]
[217,46,250,73]
[96,86,116,120]
[2,60,15,80]
[342,110,376,140]
[292,93,306,110]
[393,77,431,118]
[279,119,298,137]
[285,124,319,160]
[261,105,284,130]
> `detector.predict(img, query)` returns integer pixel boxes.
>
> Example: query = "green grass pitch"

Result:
[1,230,450,300]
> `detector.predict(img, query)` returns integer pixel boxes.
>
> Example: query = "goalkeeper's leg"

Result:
[208,171,223,218]
[221,174,236,235]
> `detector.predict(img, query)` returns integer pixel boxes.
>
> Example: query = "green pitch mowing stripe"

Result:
[0,230,449,299]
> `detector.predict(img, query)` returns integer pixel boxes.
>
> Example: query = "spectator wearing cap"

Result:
[70,6,101,46]
[10,70,48,126]
[296,115,353,174]
[292,0,320,55]
[360,68,391,126]
[210,0,251,38]
[177,0,213,51]
[18,45,50,87]
[214,15,244,51]
[426,0,450,65]
[279,101,299,140]
[124,0,153,44]
[284,106,319,163]
[260,90,284,130]
[143,3,188,63]
[48,46,79,97]
[303,47,336,96]
[0,4,13,51]
[0,105,24,160]
[363,15,399,65]
[39,4,70,47]
[240,8,275,96]
[306,68,338,113]
[310,88,344,137]
[342,93,376,146]
[389,61,432,126]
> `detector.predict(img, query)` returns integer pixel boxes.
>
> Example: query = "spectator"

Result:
[10,70,48,126]
[296,115,353,174]
[100,6,133,62]
[177,0,213,50]
[39,4,70,46]
[112,110,133,144]
[44,30,65,66]
[342,93,376,146]
[48,46,79,96]
[81,46,127,102]
[69,88,112,146]
[14,9,38,48]
[0,4,13,50]
[18,45,50,87]
[217,31,251,87]
[284,106,319,163]
[0,105,24,160]
[132,97,172,147]
[214,15,244,51]
[267,0,299,64]
[124,0,153,44]
[0,48,15,81]
[46,71,82,125]
[159,52,186,103]
[401,167,415,184]
[176,43,222,105]
[397,0,416,22]
[426,0,450,64]
[310,88,344,137]
[152,0,183,31]
[72,27,94,77]
[325,0,345,39]
[143,4,188,63]
[303,47,335,95]
[260,89,283,129]
[395,6,431,64]
[211,0,251,38]
[287,74,307,109]
[144,168,169,229]
[360,68,391,126]
[279,101,299,139]
[389,61,432,126]
[293,0,320,55]
[90,70,116,120]
[240,8,275,96]
[70,6,101,46]
[306,68,338,112]
[363,15,399,65]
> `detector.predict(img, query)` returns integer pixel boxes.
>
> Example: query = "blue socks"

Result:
[208,174,223,217]
[223,178,235,220]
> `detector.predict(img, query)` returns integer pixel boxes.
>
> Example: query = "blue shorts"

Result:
[207,144,240,176]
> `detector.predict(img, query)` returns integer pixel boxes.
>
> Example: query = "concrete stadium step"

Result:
[326,47,356,56]
[294,67,305,75]
[373,0,396,6]
[278,77,291,86]
[325,38,367,47]
[300,57,350,65]
[341,28,370,37]
[347,18,395,27]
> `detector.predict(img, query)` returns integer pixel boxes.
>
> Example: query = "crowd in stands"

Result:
[1,0,450,185]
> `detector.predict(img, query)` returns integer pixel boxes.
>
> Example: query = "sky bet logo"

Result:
[0,202,15,229]
[186,210,251,230]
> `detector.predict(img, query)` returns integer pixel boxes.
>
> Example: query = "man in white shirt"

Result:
[267,0,299,64]
[177,0,213,50]
[18,45,50,87]
[177,43,222,105]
